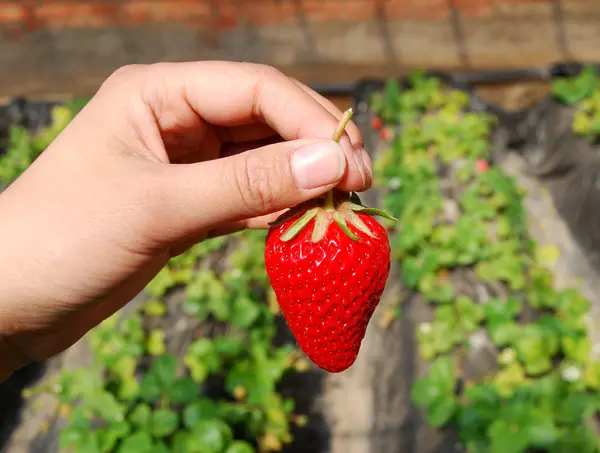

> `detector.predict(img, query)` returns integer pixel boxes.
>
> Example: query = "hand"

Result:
[0,61,371,379]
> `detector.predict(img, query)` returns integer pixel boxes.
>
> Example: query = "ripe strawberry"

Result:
[476,158,489,173]
[379,127,392,142]
[264,109,396,373]
[370,116,383,130]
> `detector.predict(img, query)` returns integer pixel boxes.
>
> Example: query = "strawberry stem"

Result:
[324,108,354,212]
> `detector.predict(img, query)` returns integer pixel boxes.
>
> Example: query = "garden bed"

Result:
[4,64,600,453]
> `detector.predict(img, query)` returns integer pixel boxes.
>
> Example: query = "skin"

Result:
[0,61,371,381]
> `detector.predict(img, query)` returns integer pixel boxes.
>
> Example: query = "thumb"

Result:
[156,138,346,240]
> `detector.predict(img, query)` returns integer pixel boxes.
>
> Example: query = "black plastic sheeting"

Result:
[0,98,59,156]
[2,60,600,453]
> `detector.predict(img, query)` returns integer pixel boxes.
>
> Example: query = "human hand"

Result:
[0,61,371,379]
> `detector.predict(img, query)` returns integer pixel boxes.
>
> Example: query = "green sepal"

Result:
[333,211,360,241]
[346,202,398,221]
[268,201,313,227]
[311,212,333,243]
[280,208,318,242]
[343,208,377,238]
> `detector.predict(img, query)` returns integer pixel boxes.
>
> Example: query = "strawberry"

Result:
[379,126,392,142]
[370,116,383,130]
[264,109,396,373]
[476,158,489,173]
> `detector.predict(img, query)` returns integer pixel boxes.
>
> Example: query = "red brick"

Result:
[452,0,494,18]
[0,1,25,24]
[243,1,297,27]
[300,0,375,22]
[121,0,210,26]
[210,2,241,30]
[384,0,450,20]
[35,2,118,29]
[492,0,553,16]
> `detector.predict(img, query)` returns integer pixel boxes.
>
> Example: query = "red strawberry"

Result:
[476,158,489,173]
[264,109,396,373]
[371,116,383,130]
[379,127,392,142]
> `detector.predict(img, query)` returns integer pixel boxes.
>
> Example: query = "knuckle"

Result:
[249,63,283,80]
[108,64,146,82]
[100,64,148,94]
[234,153,282,216]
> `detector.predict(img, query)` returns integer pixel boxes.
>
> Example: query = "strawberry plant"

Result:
[552,64,600,140]
[0,99,86,185]
[18,230,310,453]
[371,72,600,453]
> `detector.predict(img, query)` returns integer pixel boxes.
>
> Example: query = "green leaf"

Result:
[489,322,520,347]
[183,399,219,429]
[411,356,456,408]
[147,329,166,356]
[429,356,456,394]
[117,431,154,453]
[555,392,599,424]
[95,422,131,452]
[225,441,256,453]
[488,420,529,453]
[85,391,125,422]
[525,412,559,448]
[151,442,171,453]
[140,373,163,402]
[151,409,180,438]
[152,355,177,388]
[562,335,591,364]
[168,378,199,404]
[230,296,261,328]
[172,431,192,453]
[214,338,244,358]
[427,395,458,427]
[129,403,152,430]
[189,420,233,453]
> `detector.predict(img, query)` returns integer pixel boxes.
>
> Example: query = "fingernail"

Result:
[292,140,346,189]
[360,147,373,181]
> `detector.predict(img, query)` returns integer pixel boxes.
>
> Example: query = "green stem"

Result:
[324,190,335,211]
[324,108,354,211]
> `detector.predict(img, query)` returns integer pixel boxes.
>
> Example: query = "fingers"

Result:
[291,78,372,190]
[153,138,347,245]
[291,78,363,143]
[215,123,279,144]
[104,61,370,193]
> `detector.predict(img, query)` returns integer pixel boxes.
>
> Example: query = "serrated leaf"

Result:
[151,409,180,438]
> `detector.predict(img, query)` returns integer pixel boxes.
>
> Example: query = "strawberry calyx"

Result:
[269,191,397,243]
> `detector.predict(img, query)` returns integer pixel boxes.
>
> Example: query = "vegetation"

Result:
[371,71,600,453]
[552,64,600,139]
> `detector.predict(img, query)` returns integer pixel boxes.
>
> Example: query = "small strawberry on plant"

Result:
[371,116,383,130]
[476,158,489,173]
[380,126,392,142]
[265,109,397,373]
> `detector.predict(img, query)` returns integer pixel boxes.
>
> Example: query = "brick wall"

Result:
[0,0,599,97]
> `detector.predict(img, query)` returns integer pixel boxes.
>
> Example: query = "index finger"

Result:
[143,61,370,191]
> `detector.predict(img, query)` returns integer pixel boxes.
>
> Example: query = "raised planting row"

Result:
[369,71,600,453]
